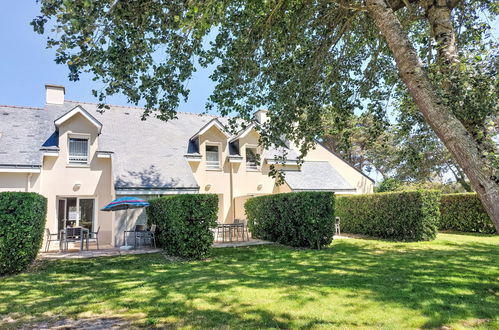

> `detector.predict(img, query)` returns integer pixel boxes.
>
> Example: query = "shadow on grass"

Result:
[0,234,498,328]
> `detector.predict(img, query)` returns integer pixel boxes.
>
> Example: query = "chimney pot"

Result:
[45,84,65,105]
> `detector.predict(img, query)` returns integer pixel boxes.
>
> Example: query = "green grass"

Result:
[1,233,498,329]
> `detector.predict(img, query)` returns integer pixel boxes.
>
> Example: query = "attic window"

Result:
[68,138,89,164]
[206,144,221,169]
[246,147,259,170]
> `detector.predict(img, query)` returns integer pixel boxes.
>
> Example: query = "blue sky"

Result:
[0,1,215,113]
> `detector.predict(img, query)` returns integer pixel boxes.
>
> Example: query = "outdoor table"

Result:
[217,223,246,242]
[124,228,148,248]
[59,227,89,251]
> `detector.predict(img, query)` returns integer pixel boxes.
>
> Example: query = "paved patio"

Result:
[213,239,273,248]
[39,237,349,260]
[39,247,162,259]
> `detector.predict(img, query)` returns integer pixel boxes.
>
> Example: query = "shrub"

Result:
[245,192,335,249]
[0,192,47,275]
[146,194,218,259]
[375,178,402,192]
[440,193,496,233]
[336,190,440,241]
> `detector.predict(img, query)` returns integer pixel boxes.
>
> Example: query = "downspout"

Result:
[26,173,32,192]
[230,162,235,222]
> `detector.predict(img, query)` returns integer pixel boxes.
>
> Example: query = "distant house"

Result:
[0,84,374,246]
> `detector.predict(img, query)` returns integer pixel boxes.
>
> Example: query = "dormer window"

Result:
[68,137,89,164]
[206,144,221,169]
[246,146,259,170]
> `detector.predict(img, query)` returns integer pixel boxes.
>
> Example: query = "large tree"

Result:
[32,0,499,231]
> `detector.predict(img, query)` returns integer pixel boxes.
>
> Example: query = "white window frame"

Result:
[245,144,260,171]
[205,142,222,170]
[67,134,90,165]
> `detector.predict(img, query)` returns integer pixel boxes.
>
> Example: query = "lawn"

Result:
[1,233,498,329]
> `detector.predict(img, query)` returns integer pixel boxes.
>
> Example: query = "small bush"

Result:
[245,192,335,249]
[0,192,47,275]
[440,193,495,233]
[336,190,440,241]
[146,194,218,259]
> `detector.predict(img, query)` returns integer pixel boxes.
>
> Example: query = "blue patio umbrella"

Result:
[101,197,150,249]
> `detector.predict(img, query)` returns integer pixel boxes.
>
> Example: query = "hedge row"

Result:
[245,192,335,249]
[440,193,495,233]
[147,194,218,259]
[336,190,441,241]
[0,192,47,275]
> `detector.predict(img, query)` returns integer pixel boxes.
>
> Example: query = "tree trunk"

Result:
[365,0,499,232]
[423,0,459,68]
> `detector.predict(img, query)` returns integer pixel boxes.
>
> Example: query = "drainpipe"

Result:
[26,173,32,192]
[230,162,235,222]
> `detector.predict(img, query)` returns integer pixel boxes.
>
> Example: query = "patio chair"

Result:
[62,227,84,251]
[144,224,156,248]
[214,222,228,242]
[44,228,60,252]
[335,216,341,236]
[88,226,100,250]
[133,224,147,248]
[234,219,249,241]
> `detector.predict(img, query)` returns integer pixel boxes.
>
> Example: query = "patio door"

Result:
[57,197,95,232]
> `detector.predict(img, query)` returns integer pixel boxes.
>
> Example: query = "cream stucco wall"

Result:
[40,112,114,246]
[0,172,41,192]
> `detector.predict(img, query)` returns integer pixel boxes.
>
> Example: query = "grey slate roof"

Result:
[283,161,355,192]
[0,105,50,167]
[1,100,363,191]
[264,146,299,161]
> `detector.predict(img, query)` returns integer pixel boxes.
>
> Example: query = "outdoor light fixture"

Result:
[205,184,212,191]
[257,184,263,190]
[73,182,81,191]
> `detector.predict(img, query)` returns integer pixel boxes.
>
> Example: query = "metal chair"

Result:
[144,224,157,248]
[88,226,100,250]
[234,219,249,241]
[134,224,147,248]
[44,228,60,252]
[335,216,341,236]
[62,227,83,251]
[215,222,229,242]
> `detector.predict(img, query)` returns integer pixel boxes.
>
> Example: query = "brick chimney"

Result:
[45,84,65,105]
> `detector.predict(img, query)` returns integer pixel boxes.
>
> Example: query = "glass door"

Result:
[57,197,95,231]
[57,198,66,232]
[79,199,95,231]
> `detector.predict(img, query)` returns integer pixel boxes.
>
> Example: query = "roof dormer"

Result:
[189,118,230,141]
[54,105,103,134]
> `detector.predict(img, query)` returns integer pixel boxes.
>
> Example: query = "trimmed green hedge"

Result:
[0,192,47,275]
[245,192,335,249]
[440,193,496,233]
[336,190,440,241]
[146,194,218,259]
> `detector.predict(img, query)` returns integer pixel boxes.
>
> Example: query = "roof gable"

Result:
[190,118,230,140]
[54,105,102,133]
[229,123,258,142]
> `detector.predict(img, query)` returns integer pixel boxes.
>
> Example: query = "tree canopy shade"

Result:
[32,0,499,231]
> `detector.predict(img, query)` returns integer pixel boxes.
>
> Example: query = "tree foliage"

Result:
[32,0,499,228]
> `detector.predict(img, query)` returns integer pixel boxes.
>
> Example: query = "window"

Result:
[206,144,221,169]
[68,138,89,164]
[246,147,259,170]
